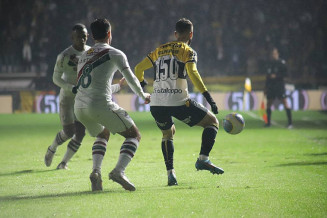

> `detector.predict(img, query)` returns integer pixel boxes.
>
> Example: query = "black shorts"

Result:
[266,84,286,100]
[150,99,208,130]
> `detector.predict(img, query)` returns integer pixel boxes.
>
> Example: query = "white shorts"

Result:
[59,91,76,125]
[74,105,135,137]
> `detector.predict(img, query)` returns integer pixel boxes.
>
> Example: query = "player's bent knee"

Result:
[63,124,76,138]
[97,128,110,141]
[162,125,175,140]
[119,125,141,141]
[74,121,86,141]
[206,112,219,126]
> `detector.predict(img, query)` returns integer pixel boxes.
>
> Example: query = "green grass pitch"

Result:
[0,110,326,217]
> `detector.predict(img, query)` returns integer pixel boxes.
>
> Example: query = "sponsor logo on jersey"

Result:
[87,48,95,55]
[155,121,167,127]
[181,116,191,124]
[153,88,183,94]
[158,49,179,56]
[68,54,79,67]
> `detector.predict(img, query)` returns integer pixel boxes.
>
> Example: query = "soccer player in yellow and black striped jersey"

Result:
[135,18,224,186]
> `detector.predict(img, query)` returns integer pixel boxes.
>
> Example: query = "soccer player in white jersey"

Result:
[44,24,91,169]
[74,18,151,192]
[135,18,224,186]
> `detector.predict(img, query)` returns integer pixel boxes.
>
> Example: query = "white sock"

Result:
[199,154,209,161]
[61,136,81,164]
[114,138,139,173]
[115,153,132,173]
[92,137,108,172]
[49,130,69,151]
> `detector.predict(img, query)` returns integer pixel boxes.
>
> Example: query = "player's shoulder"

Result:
[175,42,197,62]
[109,45,124,54]
[158,41,194,51]
[107,46,128,61]
[56,46,72,59]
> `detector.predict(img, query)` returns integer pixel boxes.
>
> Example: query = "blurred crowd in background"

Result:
[0,0,326,89]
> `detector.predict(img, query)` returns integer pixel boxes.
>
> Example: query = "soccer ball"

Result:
[223,113,245,134]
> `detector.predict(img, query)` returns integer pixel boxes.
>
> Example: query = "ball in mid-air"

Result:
[223,113,245,134]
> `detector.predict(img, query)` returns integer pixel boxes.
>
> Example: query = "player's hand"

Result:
[144,93,151,104]
[202,91,218,114]
[210,102,219,114]
[118,77,126,87]
[140,79,148,88]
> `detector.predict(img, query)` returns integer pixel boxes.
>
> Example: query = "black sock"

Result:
[161,139,174,170]
[267,108,272,125]
[286,108,292,125]
[200,126,218,156]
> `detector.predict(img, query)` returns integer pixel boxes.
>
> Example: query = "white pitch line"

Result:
[245,111,283,128]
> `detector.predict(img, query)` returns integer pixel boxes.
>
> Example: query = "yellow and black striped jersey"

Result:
[135,41,207,106]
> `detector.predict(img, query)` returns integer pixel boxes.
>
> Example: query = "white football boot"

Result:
[109,169,136,191]
[89,170,103,191]
[56,162,68,170]
[44,146,55,167]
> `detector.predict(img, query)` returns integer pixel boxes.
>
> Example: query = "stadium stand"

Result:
[0,0,326,91]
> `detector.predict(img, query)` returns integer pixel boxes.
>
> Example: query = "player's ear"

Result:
[174,31,178,39]
[189,31,193,39]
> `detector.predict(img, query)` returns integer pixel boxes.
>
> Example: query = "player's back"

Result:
[147,41,197,106]
[75,43,126,108]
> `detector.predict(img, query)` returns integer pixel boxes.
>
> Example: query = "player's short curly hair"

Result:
[175,18,193,34]
[91,18,111,40]
[72,23,86,32]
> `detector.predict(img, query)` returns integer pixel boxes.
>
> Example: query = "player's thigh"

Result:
[59,95,75,125]
[150,106,174,130]
[96,107,135,135]
[74,108,104,137]
[174,99,208,127]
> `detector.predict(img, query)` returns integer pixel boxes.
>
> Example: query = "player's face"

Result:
[271,49,279,60]
[72,28,88,47]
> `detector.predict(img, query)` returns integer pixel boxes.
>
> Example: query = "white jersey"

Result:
[53,45,91,97]
[75,43,146,109]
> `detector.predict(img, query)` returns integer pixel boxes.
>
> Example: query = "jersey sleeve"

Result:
[53,54,74,92]
[135,57,153,82]
[116,52,146,100]
[147,49,158,65]
[185,62,207,93]
[111,84,121,94]
[185,48,197,63]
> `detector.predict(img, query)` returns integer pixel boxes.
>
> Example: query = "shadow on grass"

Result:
[275,161,327,167]
[0,190,118,202]
[305,152,327,156]
[0,169,57,177]
[0,184,208,202]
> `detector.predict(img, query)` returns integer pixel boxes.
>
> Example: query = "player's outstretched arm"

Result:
[111,77,126,94]
[121,66,150,104]
[135,57,153,87]
[185,62,218,114]
[53,55,74,92]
